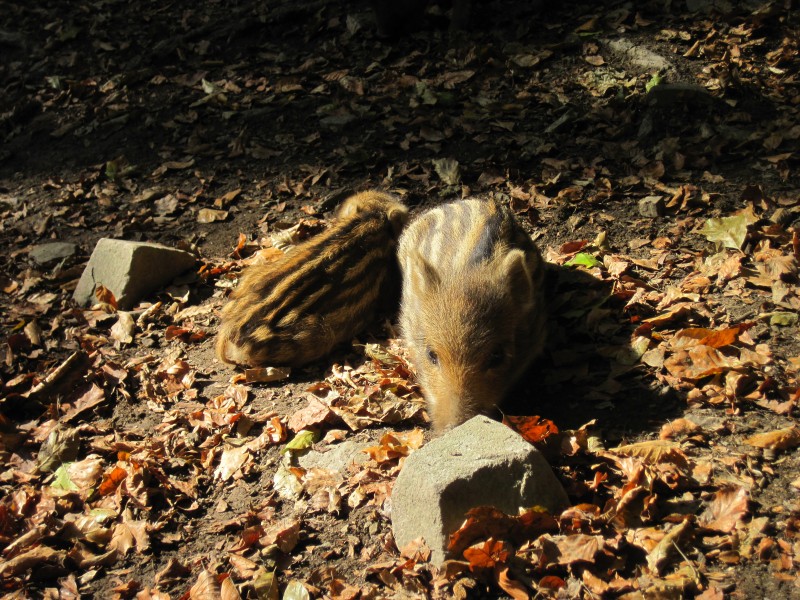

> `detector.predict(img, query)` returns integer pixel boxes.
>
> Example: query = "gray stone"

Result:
[297,440,370,473]
[638,196,665,218]
[73,239,196,309]
[607,39,674,74]
[391,416,569,564]
[29,242,78,265]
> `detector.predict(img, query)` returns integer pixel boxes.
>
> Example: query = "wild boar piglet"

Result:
[398,198,546,431]
[216,190,409,367]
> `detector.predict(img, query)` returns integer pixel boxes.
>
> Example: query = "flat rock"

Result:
[607,38,674,74]
[29,242,78,265]
[297,440,370,473]
[73,238,196,309]
[391,416,569,564]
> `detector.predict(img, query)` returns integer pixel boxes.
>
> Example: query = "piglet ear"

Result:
[387,204,410,237]
[336,196,362,220]
[500,248,534,306]
[406,250,441,295]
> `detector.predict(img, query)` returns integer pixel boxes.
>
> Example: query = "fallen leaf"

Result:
[197,208,229,223]
[701,486,749,532]
[698,205,758,250]
[432,157,460,186]
[659,418,701,440]
[744,427,800,451]
[95,284,118,309]
[646,519,694,574]
[214,443,251,482]
[612,440,688,467]
[110,311,135,344]
[503,415,559,444]
[283,581,311,600]
[664,346,740,381]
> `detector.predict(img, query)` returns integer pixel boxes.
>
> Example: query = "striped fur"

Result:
[398,198,546,431]
[216,191,408,367]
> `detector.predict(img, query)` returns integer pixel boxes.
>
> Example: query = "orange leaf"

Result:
[95,284,118,309]
[670,324,752,349]
[538,575,566,591]
[503,415,559,444]
[97,465,128,497]
[463,539,510,570]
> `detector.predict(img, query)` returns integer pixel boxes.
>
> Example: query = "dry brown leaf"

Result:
[110,311,135,344]
[261,518,301,553]
[537,533,604,565]
[65,456,105,492]
[214,444,251,482]
[189,569,221,600]
[95,284,118,309]
[670,325,749,350]
[496,566,531,600]
[612,440,688,467]
[646,519,694,575]
[0,545,65,577]
[744,426,800,450]
[659,418,701,440]
[664,346,740,381]
[220,575,242,600]
[399,537,432,562]
[197,208,229,223]
[701,486,749,533]
[288,397,336,432]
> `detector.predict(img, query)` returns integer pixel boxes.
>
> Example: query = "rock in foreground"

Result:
[391,416,569,564]
[73,239,196,310]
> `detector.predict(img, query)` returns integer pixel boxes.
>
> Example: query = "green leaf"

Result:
[105,160,119,181]
[646,73,663,93]
[699,205,758,250]
[770,312,798,327]
[281,429,318,454]
[52,463,79,491]
[565,252,601,268]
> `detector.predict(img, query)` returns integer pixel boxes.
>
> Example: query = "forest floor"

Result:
[1,0,799,598]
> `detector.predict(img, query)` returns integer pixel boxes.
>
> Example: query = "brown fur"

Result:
[398,198,546,431]
[216,191,409,367]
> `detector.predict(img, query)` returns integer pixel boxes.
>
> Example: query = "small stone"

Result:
[29,242,77,265]
[391,416,569,564]
[296,440,370,473]
[607,39,674,74]
[73,238,196,310]
[638,196,665,218]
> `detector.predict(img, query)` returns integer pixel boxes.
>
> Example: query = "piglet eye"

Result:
[487,349,506,369]
[427,348,439,365]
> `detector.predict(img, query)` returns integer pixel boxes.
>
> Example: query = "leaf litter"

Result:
[1,0,799,598]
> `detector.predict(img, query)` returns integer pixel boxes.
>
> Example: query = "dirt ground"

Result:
[1,0,799,598]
